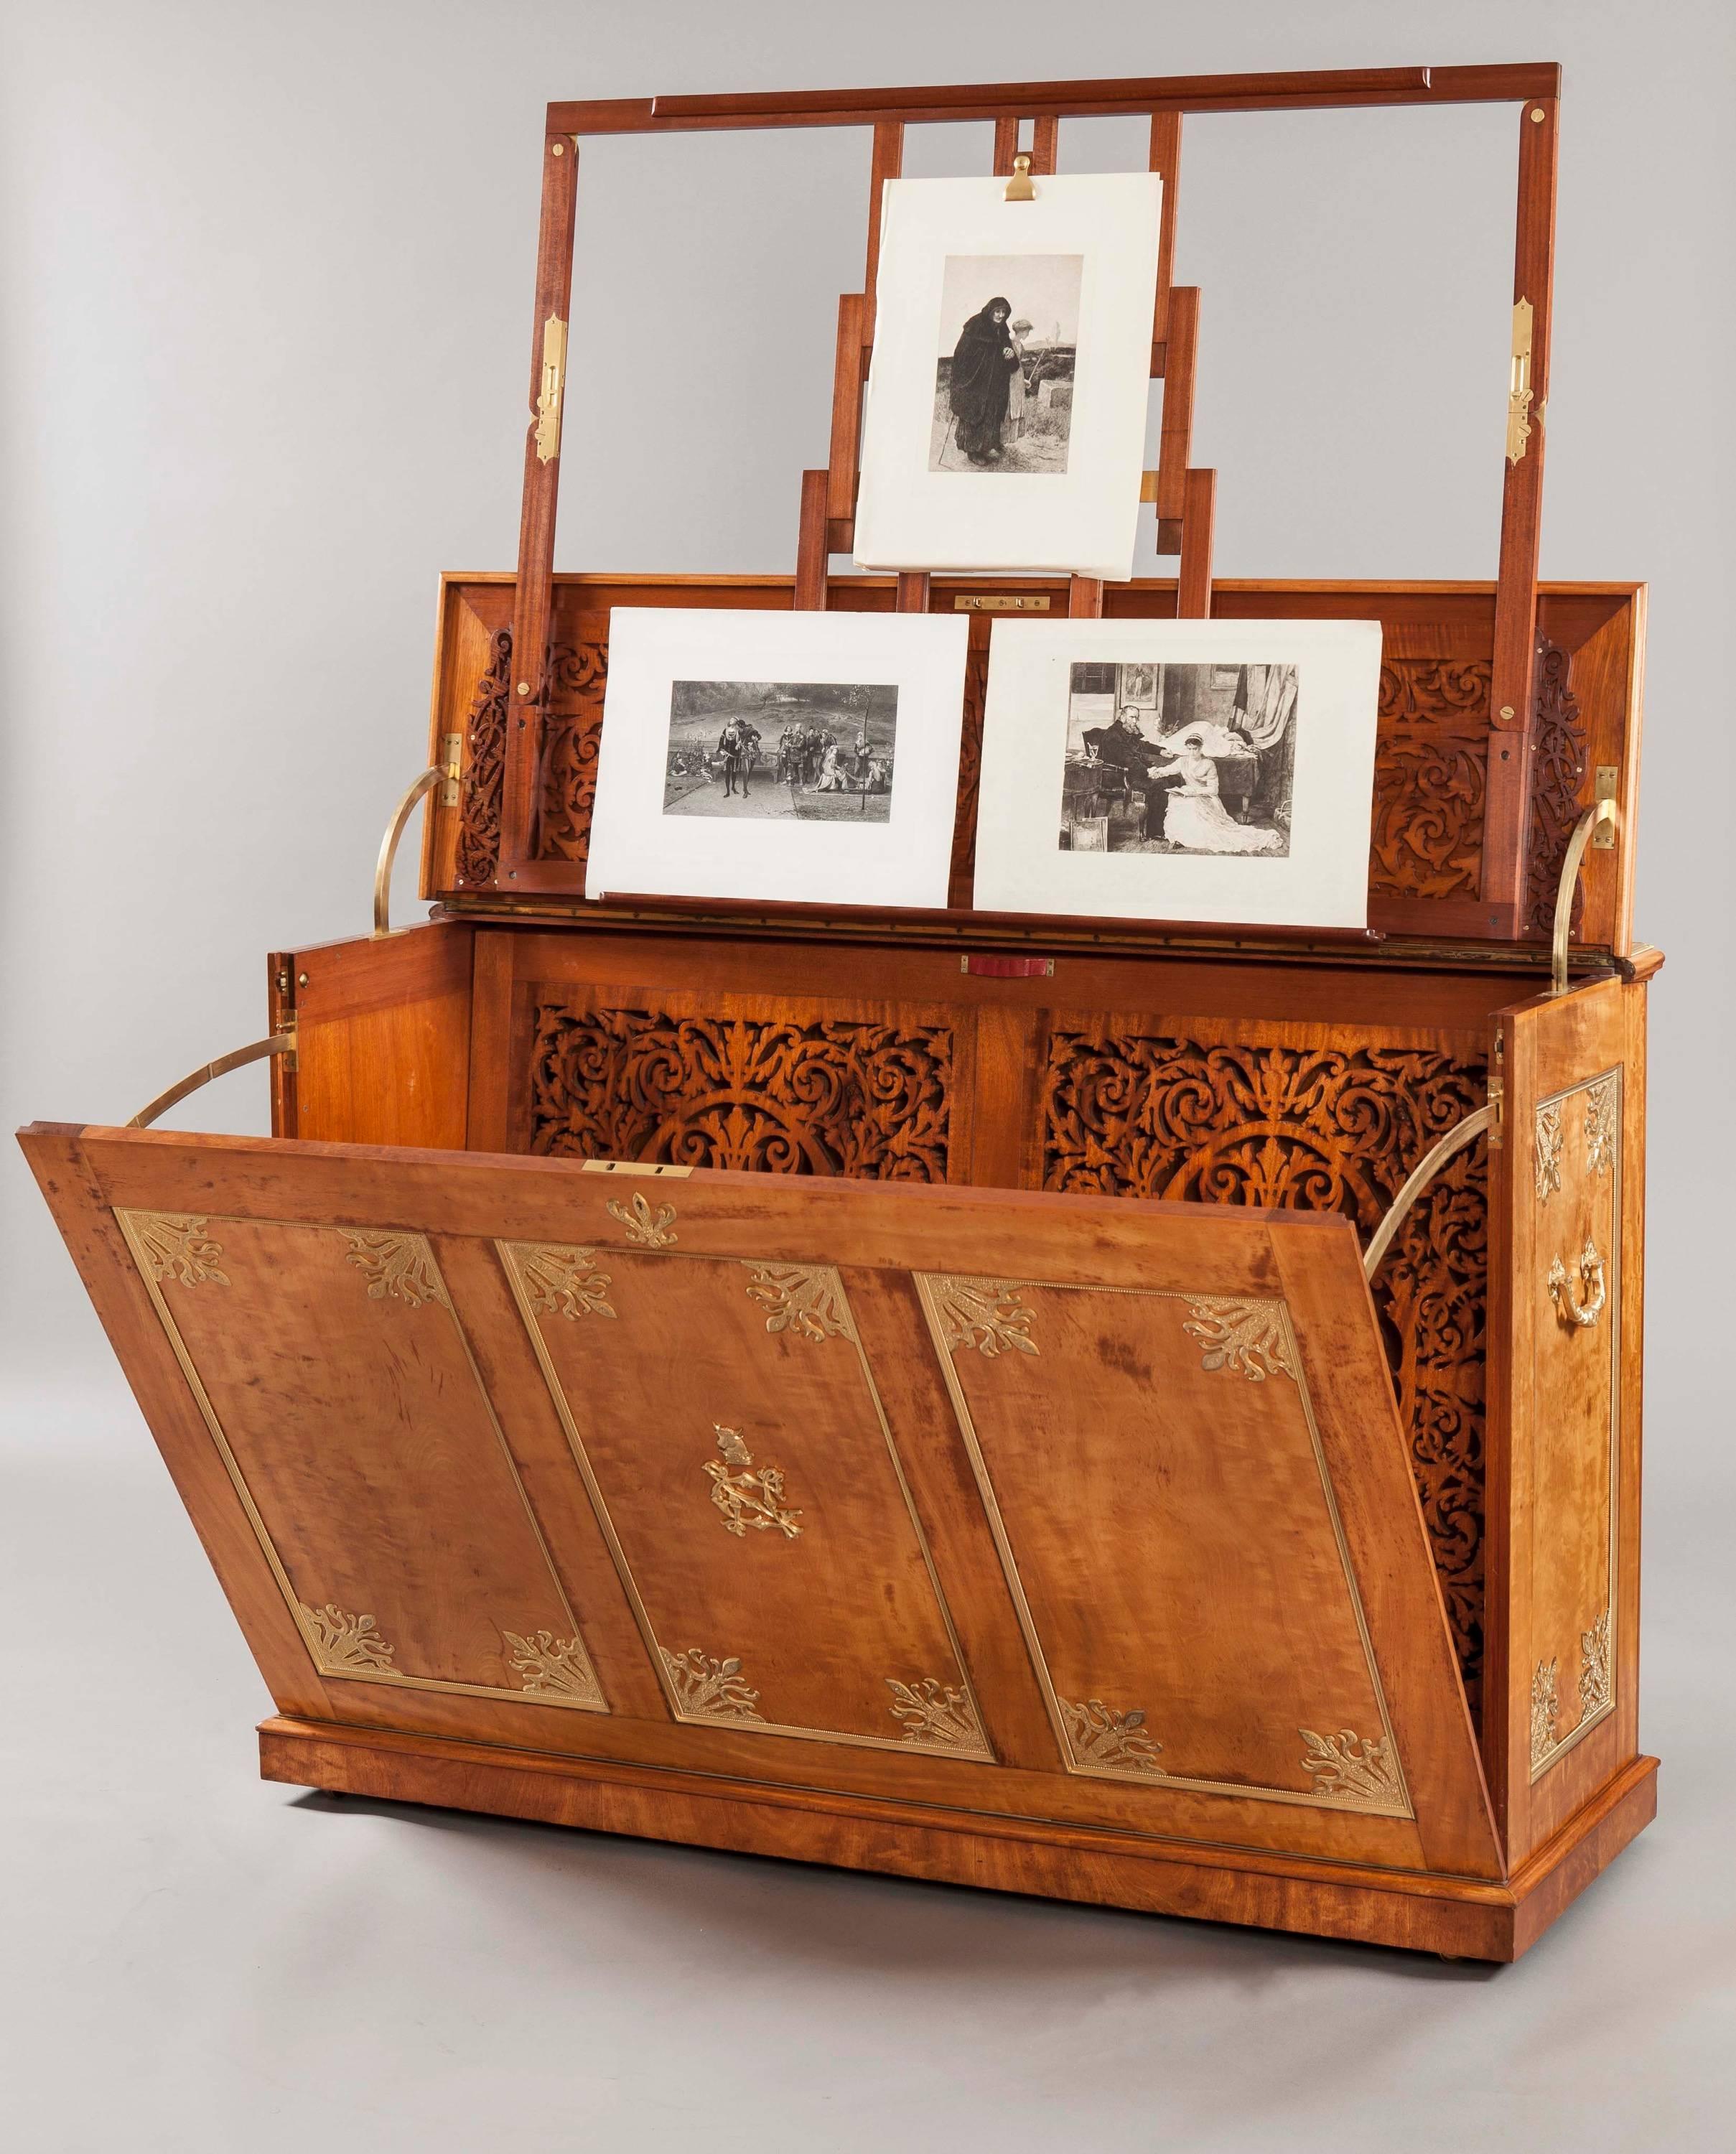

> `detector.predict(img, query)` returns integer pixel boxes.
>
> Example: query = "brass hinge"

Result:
[440,732,462,807]
[1592,766,1618,848]
[534,314,568,464]
[953,593,1051,612]
[1488,1025,1506,1149]
[580,1159,694,1180]
[1506,298,1535,463]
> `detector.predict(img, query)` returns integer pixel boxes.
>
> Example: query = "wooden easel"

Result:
[503,65,1559,938]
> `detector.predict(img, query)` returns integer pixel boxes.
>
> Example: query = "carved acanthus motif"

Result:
[704,1424,803,1541]
[510,1242,617,1320]
[1298,1728,1405,1810]
[1182,1297,1296,1384]
[1367,659,1490,901]
[743,1263,855,1343]
[1579,1608,1613,1722]
[536,633,610,864]
[928,1277,1040,1358]
[607,1192,677,1250]
[453,627,513,889]
[503,1628,605,1706]
[885,1677,991,1756]
[341,1232,450,1309]
[299,1601,396,1675]
[528,1005,952,1182]
[1060,1697,1166,1774]
[661,1646,764,1722]
[1042,1030,1489,1714]
[1535,1100,1564,1205]
[1524,635,1590,936]
[130,1213,229,1288]
[1584,1076,1618,1180]
[1531,1657,1561,1770]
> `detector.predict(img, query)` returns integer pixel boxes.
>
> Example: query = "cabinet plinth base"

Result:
[258,1717,1657,1964]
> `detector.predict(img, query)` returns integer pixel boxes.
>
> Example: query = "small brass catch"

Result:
[1004,153,1036,202]
[534,314,568,464]
[580,1159,694,1180]
[953,593,1051,612]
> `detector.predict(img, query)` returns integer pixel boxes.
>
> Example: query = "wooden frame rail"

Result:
[498,62,1561,939]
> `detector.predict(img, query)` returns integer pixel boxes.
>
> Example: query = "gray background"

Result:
[2,1,1731,2147]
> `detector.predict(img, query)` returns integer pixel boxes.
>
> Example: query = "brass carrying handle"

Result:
[1362,1103,1494,1284]
[1548,1239,1607,1328]
[1551,795,1619,996]
[127,1032,297,1130]
[373,765,445,937]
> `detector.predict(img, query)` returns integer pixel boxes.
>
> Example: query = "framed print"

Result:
[972,618,1385,929]
[851,175,1162,580]
[584,608,969,910]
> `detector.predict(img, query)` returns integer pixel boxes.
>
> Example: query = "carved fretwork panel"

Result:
[528,1004,955,1180]
[1367,660,1491,902]
[454,628,513,890]
[1524,633,1590,936]
[1040,1029,1488,1710]
[536,634,609,864]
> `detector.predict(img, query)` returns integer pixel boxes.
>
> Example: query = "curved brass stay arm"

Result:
[127,1033,298,1131]
[373,764,447,938]
[1551,794,1620,997]
[1361,1102,1494,1285]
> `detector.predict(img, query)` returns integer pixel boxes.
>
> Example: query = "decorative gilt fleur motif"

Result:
[743,1263,855,1343]
[608,1192,677,1250]
[1579,1608,1613,1721]
[1584,1078,1618,1180]
[703,1424,803,1540]
[132,1213,228,1287]
[661,1646,763,1722]
[299,1601,396,1674]
[341,1231,449,1308]
[1182,1297,1297,1382]
[885,1677,990,1756]
[1060,1697,1166,1773]
[503,1628,604,1706]
[1299,1728,1404,1809]
[513,1242,616,1320]
[1531,1658,1562,1769]
[1535,1101,1564,1205]
[931,1276,1040,1357]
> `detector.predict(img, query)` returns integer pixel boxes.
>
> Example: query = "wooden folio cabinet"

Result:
[22,65,1660,1961]
[24,566,1655,1962]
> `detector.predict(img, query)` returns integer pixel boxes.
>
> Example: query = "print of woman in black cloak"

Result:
[948,296,1019,465]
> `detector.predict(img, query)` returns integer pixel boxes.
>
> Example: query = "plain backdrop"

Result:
[1,3,1732,2149]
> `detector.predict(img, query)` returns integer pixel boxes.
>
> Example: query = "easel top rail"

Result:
[549,62,1560,137]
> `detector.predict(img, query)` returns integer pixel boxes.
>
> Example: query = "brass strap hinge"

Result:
[534,314,568,464]
[1506,297,1535,463]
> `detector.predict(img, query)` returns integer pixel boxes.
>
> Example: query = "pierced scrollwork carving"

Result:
[1366,658,1491,901]
[453,627,513,889]
[1579,1608,1613,1722]
[928,1276,1040,1358]
[340,1231,450,1309]
[536,633,610,864]
[1182,1297,1296,1383]
[1042,1030,1490,1713]
[661,1646,764,1722]
[1524,634,1590,937]
[1531,1657,1562,1770]
[742,1263,856,1343]
[299,1601,397,1676]
[1298,1728,1405,1810]
[503,1628,605,1707]
[510,1242,617,1320]
[1535,1100,1565,1205]
[607,1192,677,1250]
[129,1213,229,1288]
[704,1424,803,1541]
[1059,1697,1166,1774]
[528,1005,953,1182]
[885,1677,991,1756]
